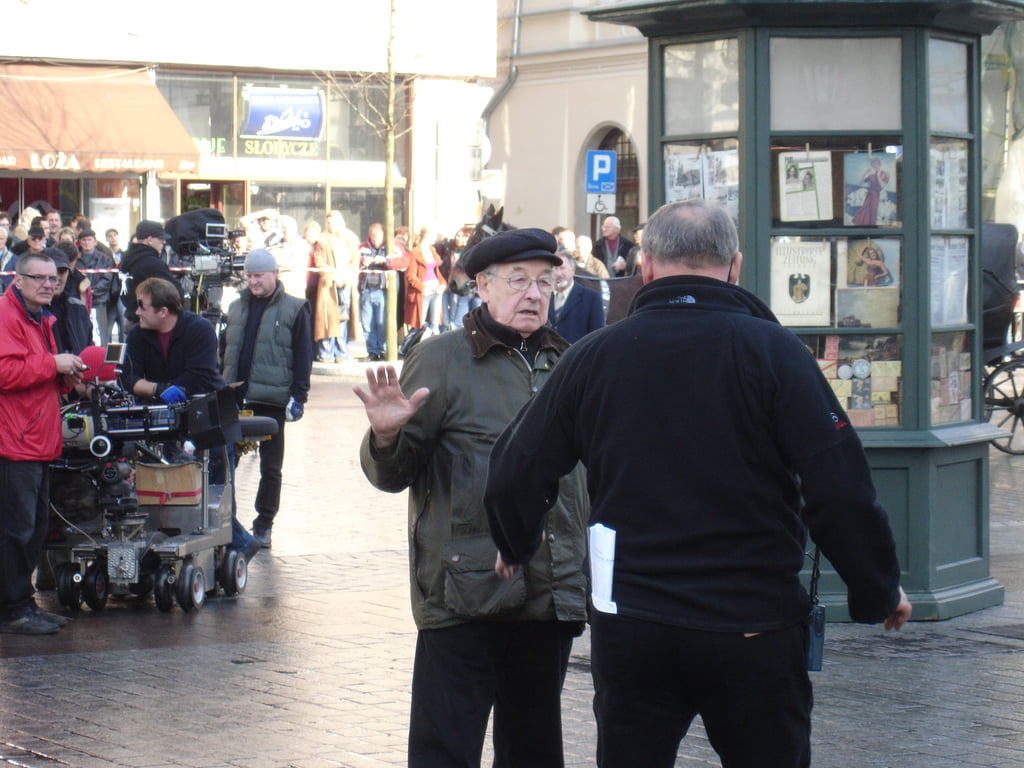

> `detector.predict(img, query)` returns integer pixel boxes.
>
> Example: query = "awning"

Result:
[0,64,199,175]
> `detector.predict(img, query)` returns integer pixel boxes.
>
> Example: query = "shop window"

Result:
[157,72,234,157]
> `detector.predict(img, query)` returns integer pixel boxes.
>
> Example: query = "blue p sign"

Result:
[586,150,617,194]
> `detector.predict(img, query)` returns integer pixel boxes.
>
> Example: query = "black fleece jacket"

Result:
[486,275,902,631]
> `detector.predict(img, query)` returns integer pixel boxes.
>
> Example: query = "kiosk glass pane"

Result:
[929,139,969,229]
[770,37,901,131]
[797,332,904,428]
[930,235,970,327]
[769,235,903,330]
[663,140,740,224]
[663,39,739,135]
[929,39,969,134]
[930,330,973,424]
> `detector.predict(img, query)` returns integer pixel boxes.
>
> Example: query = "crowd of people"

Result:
[252,211,650,361]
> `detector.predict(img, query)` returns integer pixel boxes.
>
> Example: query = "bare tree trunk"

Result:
[384,0,396,255]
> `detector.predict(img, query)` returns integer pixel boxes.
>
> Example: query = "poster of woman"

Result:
[844,152,899,227]
[846,238,900,287]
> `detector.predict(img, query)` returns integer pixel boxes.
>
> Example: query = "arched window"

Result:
[598,128,640,237]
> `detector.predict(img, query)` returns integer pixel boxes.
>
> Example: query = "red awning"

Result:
[0,64,199,175]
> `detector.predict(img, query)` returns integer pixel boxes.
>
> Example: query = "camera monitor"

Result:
[104,342,125,366]
[205,223,227,239]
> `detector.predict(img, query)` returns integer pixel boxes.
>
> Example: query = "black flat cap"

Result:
[135,220,170,241]
[462,228,560,278]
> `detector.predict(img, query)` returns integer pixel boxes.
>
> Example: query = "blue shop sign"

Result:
[241,88,325,140]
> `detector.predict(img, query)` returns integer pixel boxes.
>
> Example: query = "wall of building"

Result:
[485,0,647,234]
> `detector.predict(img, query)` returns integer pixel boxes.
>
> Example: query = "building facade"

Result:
[484,0,648,238]
[0,0,494,242]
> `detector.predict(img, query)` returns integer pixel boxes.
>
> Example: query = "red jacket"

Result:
[0,288,68,461]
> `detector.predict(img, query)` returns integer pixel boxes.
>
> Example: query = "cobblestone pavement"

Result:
[1,362,1023,767]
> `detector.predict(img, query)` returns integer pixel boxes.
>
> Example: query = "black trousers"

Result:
[0,459,50,614]
[590,611,812,768]
[248,403,286,533]
[409,620,577,768]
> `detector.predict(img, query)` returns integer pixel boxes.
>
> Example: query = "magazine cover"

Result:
[665,148,739,223]
[779,150,833,222]
[845,238,900,288]
[844,152,899,227]
[770,240,831,326]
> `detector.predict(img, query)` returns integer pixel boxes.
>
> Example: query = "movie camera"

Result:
[164,208,248,318]
[46,344,275,613]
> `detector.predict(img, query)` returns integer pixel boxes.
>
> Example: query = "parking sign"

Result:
[586,150,617,194]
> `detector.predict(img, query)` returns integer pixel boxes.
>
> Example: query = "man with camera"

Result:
[122,277,259,559]
[220,249,312,549]
[485,200,912,768]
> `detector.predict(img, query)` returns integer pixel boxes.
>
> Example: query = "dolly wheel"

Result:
[176,562,206,612]
[220,549,248,597]
[154,564,175,612]
[56,562,83,611]
[82,560,109,611]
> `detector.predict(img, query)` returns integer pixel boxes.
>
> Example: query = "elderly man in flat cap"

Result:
[354,228,588,768]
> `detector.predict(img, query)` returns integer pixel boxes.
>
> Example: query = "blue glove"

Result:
[286,397,304,422]
[156,384,187,404]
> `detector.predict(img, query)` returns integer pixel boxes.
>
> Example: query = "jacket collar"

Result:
[463,304,569,359]
[629,275,780,326]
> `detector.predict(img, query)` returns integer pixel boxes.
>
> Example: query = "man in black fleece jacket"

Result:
[485,199,911,768]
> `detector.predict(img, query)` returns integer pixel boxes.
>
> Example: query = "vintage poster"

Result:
[665,148,739,223]
[843,151,899,227]
[846,238,901,289]
[835,287,900,328]
[929,236,969,326]
[779,150,833,222]
[770,240,832,326]
[929,144,968,229]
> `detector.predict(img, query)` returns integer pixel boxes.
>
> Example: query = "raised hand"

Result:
[352,365,430,448]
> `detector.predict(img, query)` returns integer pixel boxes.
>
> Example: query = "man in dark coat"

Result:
[120,220,180,324]
[486,200,911,768]
[593,215,635,276]
[548,249,604,343]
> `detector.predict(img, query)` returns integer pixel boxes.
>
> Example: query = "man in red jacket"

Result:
[0,252,86,634]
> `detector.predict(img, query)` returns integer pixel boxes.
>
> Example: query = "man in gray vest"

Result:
[221,249,313,548]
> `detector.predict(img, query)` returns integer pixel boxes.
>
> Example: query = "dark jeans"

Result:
[248,403,286,533]
[590,611,812,768]
[0,459,49,614]
[409,620,577,768]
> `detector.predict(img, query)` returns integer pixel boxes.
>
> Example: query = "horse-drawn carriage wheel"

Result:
[985,358,1024,455]
[154,564,176,612]
[56,562,83,611]
[176,562,206,612]
[219,548,248,597]
[82,560,109,611]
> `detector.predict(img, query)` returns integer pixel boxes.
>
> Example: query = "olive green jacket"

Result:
[360,309,589,631]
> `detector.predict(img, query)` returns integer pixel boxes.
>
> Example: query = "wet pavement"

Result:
[2,355,1024,767]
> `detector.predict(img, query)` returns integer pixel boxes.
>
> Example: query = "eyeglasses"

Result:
[17,273,60,286]
[486,272,556,295]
